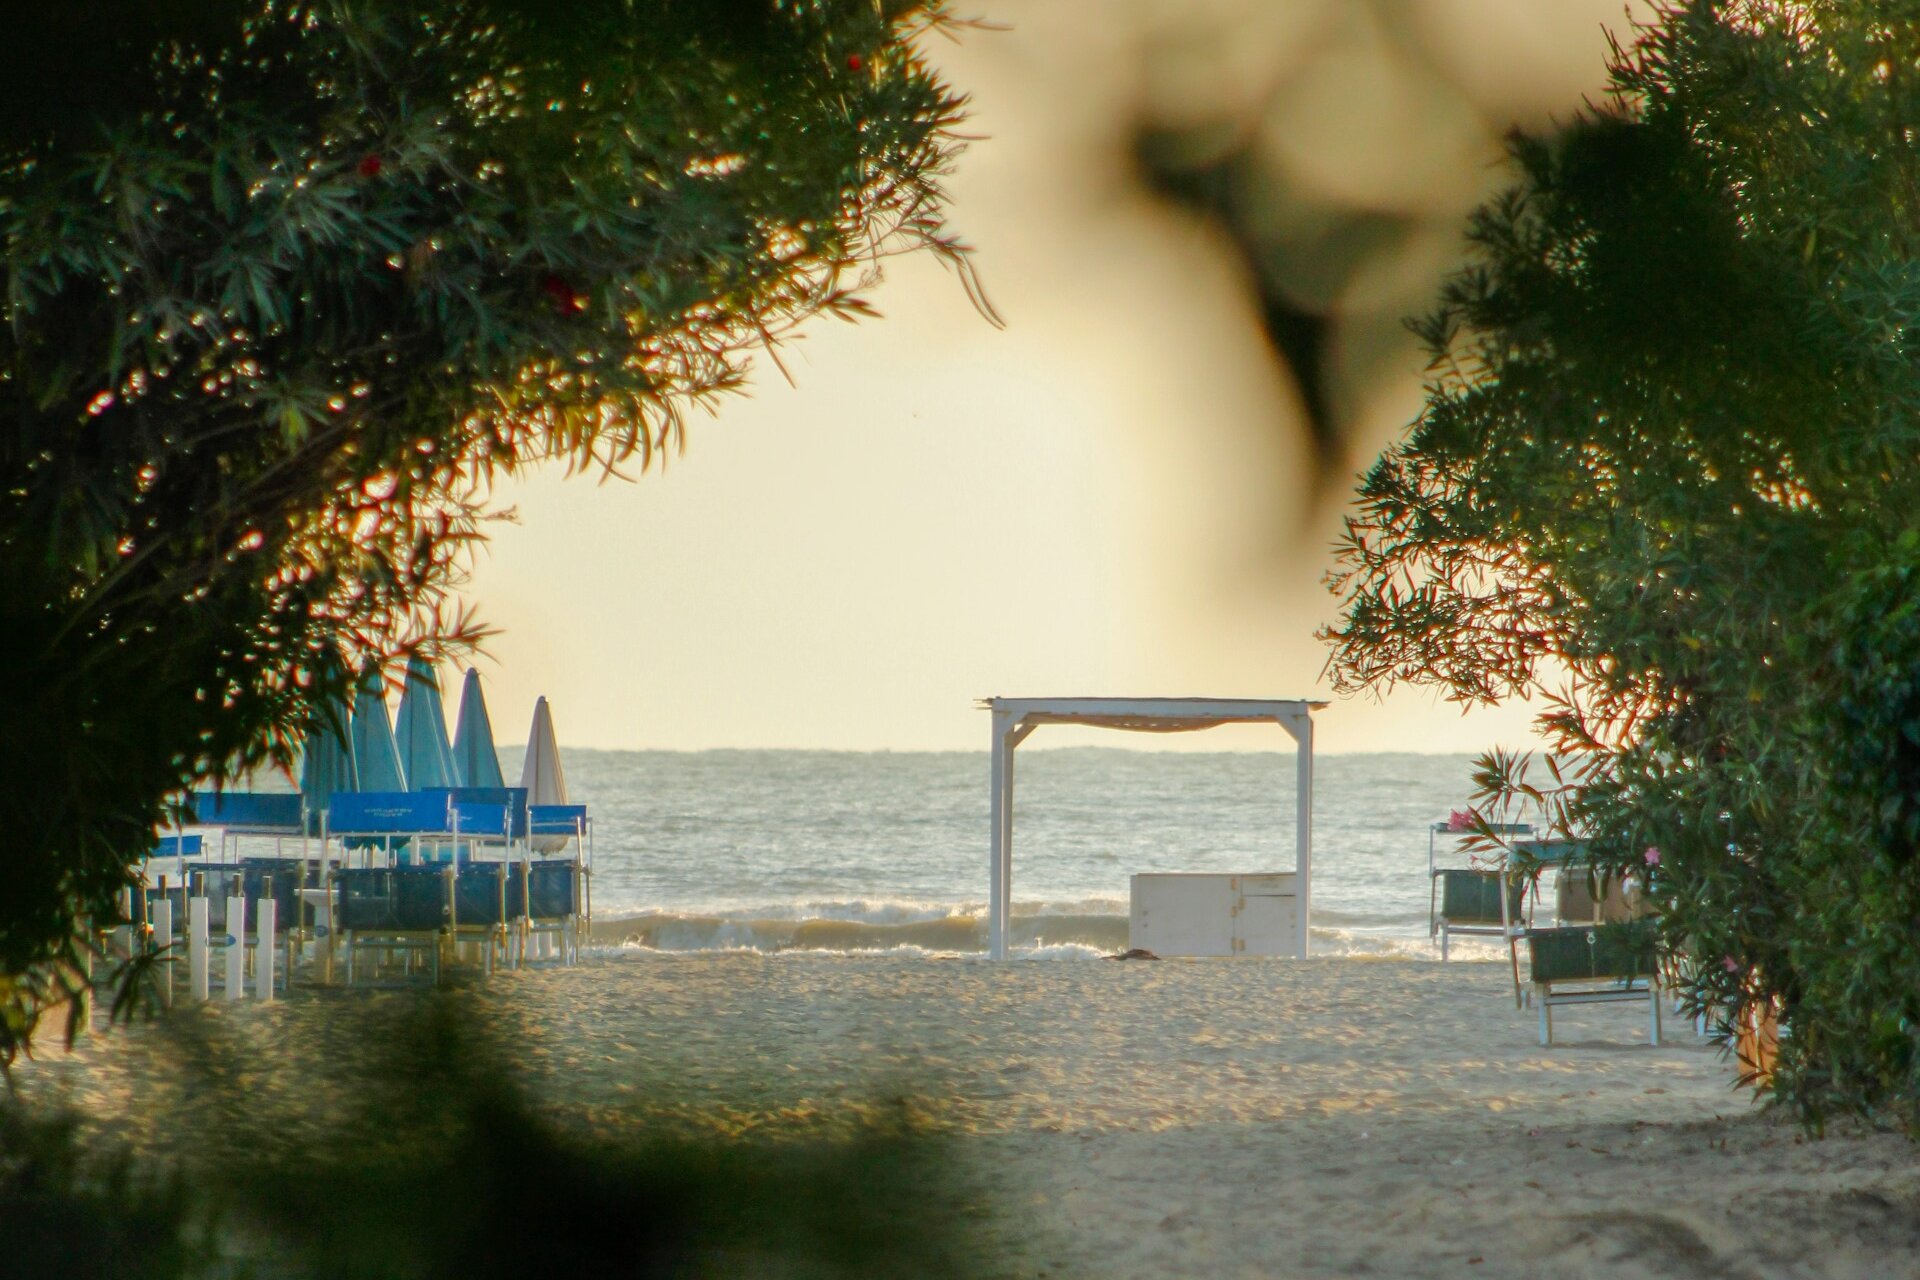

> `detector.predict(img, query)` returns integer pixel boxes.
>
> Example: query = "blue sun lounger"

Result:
[325,791,457,984]
[522,804,590,964]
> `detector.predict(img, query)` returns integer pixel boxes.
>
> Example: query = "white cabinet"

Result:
[1128,873,1302,958]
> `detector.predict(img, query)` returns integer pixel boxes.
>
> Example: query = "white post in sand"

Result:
[188,883,210,1002]
[225,891,247,1000]
[113,887,134,964]
[988,707,1011,961]
[152,897,174,1009]
[1281,706,1315,960]
[255,883,276,1001]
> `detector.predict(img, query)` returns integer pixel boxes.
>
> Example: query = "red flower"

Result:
[846,53,864,72]
[541,274,586,313]
[357,154,384,179]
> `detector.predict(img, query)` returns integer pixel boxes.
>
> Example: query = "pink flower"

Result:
[1644,846,1662,867]
[1446,809,1475,832]
[1722,956,1740,973]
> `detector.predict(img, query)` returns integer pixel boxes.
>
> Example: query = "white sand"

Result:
[23,952,1920,1278]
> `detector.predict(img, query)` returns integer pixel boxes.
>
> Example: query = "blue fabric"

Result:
[451,668,506,790]
[451,801,511,841]
[394,656,456,792]
[187,791,305,833]
[418,787,528,837]
[298,696,357,819]
[327,790,452,836]
[1513,838,1589,864]
[529,804,588,838]
[351,667,406,793]
[335,866,451,932]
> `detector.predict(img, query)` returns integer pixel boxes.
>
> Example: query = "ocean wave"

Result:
[594,938,1120,963]
[1307,905,1430,929]
[588,908,1449,960]
[590,909,1129,954]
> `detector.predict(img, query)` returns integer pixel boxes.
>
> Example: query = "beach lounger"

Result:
[517,859,583,965]
[325,792,458,984]
[1427,817,1539,1007]
[519,804,589,965]
[1428,820,1535,947]
[450,863,513,974]
[335,865,454,985]
[1431,868,1530,1004]
[1527,924,1662,1046]
[441,801,516,973]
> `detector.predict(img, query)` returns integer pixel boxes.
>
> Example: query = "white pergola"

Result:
[982,696,1326,960]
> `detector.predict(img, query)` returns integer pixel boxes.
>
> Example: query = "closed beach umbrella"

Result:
[394,655,456,792]
[451,668,506,789]
[520,696,570,852]
[298,696,358,819]
[519,696,570,805]
[351,665,407,793]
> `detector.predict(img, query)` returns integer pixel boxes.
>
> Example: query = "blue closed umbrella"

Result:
[298,693,358,820]
[451,668,506,789]
[394,656,456,791]
[350,665,407,793]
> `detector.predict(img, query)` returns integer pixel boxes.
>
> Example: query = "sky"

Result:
[456,0,1642,755]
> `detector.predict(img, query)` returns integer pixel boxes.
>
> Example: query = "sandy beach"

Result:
[20,952,1920,1279]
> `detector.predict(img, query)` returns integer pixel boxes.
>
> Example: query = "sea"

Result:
[502,747,1495,960]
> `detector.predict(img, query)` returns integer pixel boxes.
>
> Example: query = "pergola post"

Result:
[988,707,1014,961]
[1281,706,1314,959]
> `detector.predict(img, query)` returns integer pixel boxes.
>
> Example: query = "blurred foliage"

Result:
[0,1104,212,1278]
[2,996,981,1279]
[1131,1,1554,494]
[0,1,982,1018]
[1324,0,1920,1126]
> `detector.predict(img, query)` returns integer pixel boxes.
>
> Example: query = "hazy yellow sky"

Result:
[460,0,1639,754]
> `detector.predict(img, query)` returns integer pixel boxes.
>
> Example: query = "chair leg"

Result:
[1509,940,1523,1009]
[1538,986,1552,1046]
[1649,984,1663,1046]
[1440,923,1450,963]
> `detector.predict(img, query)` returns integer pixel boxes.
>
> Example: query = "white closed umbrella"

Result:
[520,696,570,851]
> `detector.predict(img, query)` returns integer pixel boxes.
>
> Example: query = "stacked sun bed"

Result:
[324,789,591,985]
[143,787,591,994]
[137,667,591,996]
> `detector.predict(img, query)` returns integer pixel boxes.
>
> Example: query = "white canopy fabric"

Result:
[981,697,1325,960]
[520,696,571,850]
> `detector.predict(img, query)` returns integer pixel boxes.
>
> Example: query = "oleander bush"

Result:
[0,0,983,1051]
[1325,0,1920,1127]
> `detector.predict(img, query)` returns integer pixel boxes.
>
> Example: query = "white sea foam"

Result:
[555,747,1495,960]
[588,908,1455,960]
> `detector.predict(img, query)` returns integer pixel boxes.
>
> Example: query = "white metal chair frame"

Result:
[515,809,590,967]
[1428,821,1537,1005]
